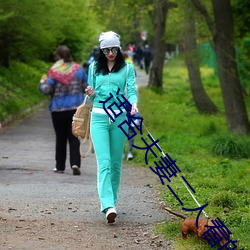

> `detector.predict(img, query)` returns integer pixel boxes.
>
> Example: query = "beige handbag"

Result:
[72,95,93,158]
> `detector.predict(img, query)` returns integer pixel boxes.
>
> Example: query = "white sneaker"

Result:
[127,152,133,160]
[53,168,64,173]
[72,165,81,175]
[105,207,117,223]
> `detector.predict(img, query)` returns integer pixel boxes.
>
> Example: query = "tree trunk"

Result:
[184,4,218,114]
[212,0,250,134]
[147,0,169,89]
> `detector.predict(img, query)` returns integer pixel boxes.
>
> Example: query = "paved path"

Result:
[0,107,165,225]
[135,68,149,88]
[0,71,173,249]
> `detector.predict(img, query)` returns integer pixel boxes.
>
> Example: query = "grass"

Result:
[210,134,250,158]
[132,58,250,249]
[0,60,50,124]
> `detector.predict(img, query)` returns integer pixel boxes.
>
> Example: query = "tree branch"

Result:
[190,0,216,37]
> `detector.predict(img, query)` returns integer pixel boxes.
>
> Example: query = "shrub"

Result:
[210,134,250,159]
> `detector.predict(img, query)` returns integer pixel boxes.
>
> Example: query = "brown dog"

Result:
[162,206,230,247]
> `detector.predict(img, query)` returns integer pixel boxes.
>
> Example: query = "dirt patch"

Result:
[0,216,174,250]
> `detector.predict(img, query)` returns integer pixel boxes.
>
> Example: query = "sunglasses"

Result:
[102,47,119,55]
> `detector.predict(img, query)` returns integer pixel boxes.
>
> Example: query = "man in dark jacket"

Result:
[143,44,152,74]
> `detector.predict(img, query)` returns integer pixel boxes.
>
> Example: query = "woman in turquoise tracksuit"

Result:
[86,31,138,223]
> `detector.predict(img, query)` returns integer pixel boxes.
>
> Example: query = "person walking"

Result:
[39,45,88,175]
[85,31,138,223]
[143,44,152,74]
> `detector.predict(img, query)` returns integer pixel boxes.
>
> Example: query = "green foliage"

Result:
[236,37,250,95]
[165,0,212,44]
[232,0,250,39]
[210,134,250,159]
[164,0,213,45]
[92,0,155,45]
[0,0,100,66]
[165,3,184,44]
[0,60,49,122]
[132,58,250,249]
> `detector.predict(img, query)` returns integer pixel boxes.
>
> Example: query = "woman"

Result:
[39,45,88,175]
[86,31,138,223]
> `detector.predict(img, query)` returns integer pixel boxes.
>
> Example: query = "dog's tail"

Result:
[161,206,187,220]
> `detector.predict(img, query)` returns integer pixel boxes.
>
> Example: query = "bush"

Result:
[210,134,250,159]
[0,60,49,122]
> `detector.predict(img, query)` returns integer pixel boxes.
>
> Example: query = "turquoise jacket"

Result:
[87,62,138,110]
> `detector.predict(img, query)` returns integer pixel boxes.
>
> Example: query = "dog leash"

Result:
[141,122,209,218]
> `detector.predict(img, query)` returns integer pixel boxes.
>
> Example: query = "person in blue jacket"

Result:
[39,45,88,175]
[86,31,138,223]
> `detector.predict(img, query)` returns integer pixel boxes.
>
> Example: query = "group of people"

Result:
[39,31,139,223]
[126,43,153,74]
[85,43,153,76]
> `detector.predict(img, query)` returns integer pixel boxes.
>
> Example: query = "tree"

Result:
[0,0,98,66]
[91,0,155,47]
[184,1,218,114]
[0,0,58,66]
[191,0,250,134]
[148,0,177,89]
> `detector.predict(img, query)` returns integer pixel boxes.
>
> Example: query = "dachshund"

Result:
[162,206,230,247]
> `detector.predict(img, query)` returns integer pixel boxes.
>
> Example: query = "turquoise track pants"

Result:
[90,111,127,212]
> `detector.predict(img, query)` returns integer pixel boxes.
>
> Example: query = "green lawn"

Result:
[133,58,250,250]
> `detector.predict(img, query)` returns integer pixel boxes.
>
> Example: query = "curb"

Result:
[0,99,48,128]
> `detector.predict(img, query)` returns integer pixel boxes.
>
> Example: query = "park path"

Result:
[0,69,173,250]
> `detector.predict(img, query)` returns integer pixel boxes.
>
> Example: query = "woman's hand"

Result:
[40,74,47,83]
[85,86,96,97]
[131,103,138,115]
